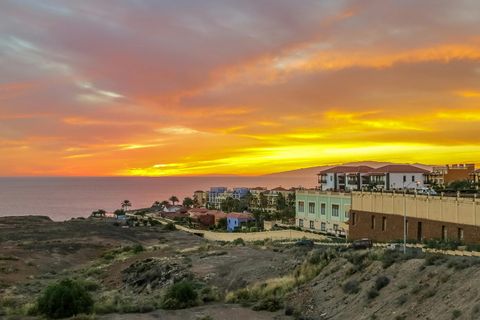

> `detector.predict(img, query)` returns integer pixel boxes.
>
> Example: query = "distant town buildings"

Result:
[249,187,296,213]
[425,164,480,187]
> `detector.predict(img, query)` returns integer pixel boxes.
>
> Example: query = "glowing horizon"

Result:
[1,1,480,176]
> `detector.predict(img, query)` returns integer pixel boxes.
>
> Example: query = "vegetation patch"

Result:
[367,288,379,300]
[226,248,336,310]
[122,257,191,293]
[232,238,245,246]
[374,276,390,291]
[37,278,93,319]
[343,280,360,294]
[161,280,199,309]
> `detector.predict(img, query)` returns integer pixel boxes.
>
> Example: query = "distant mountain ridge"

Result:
[264,161,434,179]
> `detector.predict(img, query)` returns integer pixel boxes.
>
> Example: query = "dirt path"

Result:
[155,217,327,242]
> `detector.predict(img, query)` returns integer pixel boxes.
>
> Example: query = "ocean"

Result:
[0,176,315,221]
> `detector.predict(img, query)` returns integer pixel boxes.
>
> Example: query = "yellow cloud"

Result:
[454,90,480,98]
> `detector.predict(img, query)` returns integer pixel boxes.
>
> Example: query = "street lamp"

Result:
[403,181,420,254]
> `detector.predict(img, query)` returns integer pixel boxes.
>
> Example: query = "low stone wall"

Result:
[157,217,327,242]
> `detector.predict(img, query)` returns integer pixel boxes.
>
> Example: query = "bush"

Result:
[342,280,360,294]
[424,239,463,250]
[161,280,198,309]
[132,244,145,254]
[163,223,177,231]
[380,250,419,269]
[452,309,461,319]
[396,294,407,306]
[252,296,283,312]
[374,276,390,291]
[367,288,379,300]
[424,254,448,266]
[37,279,93,318]
[232,238,245,246]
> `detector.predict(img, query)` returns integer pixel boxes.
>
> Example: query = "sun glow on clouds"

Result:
[1,1,480,176]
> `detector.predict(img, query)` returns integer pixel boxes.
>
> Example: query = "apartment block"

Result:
[318,164,430,191]
[295,190,350,236]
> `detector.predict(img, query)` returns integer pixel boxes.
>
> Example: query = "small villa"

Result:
[226,213,255,232]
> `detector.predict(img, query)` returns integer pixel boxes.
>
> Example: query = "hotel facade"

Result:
[295,190,350,236]
[349,191,480,244]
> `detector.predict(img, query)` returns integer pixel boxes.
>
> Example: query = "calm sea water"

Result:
[0,176,315,221]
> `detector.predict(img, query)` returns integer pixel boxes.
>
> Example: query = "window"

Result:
[308,202,315,214]
[351,212,356,225]
[298,201,304,212]
[330,175,333,181]
[371,215,375,229]
[320,222,326,231]
[332,204,339,217]
[321,203,326,215]
[403,175,407,183]
[442,225,447,240]
[458,228,464,241]
[299,219,303,227]
[333,224,338,231]
[309,221,314,229]
[411,175,415,182]
[382,217,387,231]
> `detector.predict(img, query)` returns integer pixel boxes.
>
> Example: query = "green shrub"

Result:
[37,279,93,318]
[396,294,407,306]
[367,288,379,300]
[252,296,283,312]
[452,309,461,319]
[421,289,436,300]
[380,250,419,269]
[232,238,245,246]
[163,223,177,231]
[466,244,480,252]
[199,286,220,303]
[424,254,448,266]
[424,239,462,250]
[161,280,198,309]
[342,280,360,294]
[374,276,390,291]
[471,304,480,318]
[133,244,145,254]
[447,257,479,270]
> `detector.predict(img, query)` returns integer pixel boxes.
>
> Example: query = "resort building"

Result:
[425,164,479,187]
[295,190,350,237]
[207,187,250,209]
[208,187,228,209]
[317,164,430,191]
[193,190,209,207]
[249,187,296,213]
[349,191,480,244]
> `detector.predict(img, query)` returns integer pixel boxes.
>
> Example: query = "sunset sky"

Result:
[1,0,480,176]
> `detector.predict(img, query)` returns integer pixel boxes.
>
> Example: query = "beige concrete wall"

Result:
[352,192,480,226]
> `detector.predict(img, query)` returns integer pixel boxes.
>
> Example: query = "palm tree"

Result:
[152,201,161,208]
[169,196,179,206]
[121,200,132,211]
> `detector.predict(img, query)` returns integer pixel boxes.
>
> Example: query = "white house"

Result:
[318,164,430,191]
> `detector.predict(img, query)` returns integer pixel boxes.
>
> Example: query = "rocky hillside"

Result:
[1,216,479,320]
